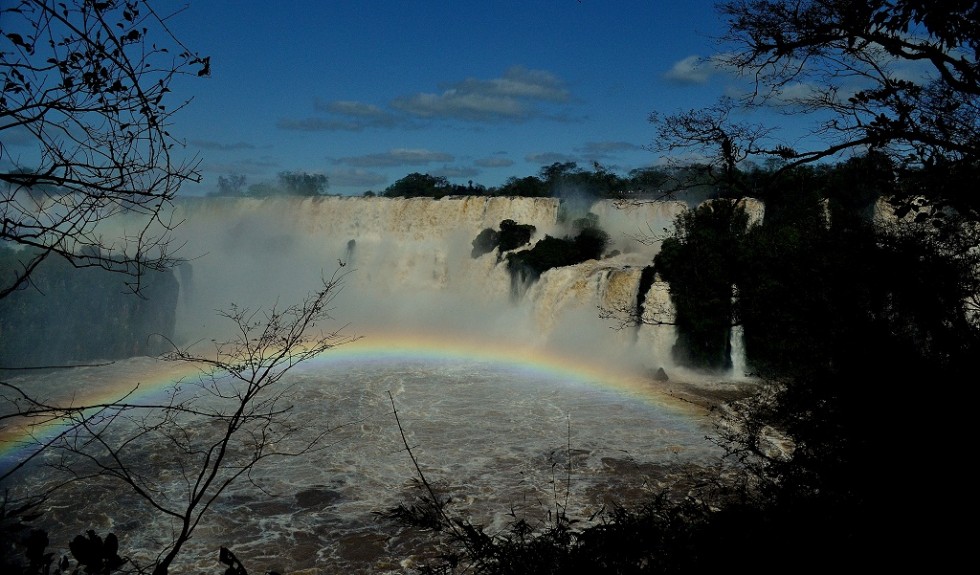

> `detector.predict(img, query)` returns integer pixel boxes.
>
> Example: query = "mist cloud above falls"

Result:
[161,196,679,374]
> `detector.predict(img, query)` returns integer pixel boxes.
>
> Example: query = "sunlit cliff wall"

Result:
[167,196,688,371]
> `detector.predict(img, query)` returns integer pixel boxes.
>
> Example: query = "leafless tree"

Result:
[1,0,209,299]
[0,273,358,574]
[652,0,980,200]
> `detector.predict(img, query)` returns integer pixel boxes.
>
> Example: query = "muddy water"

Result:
[1,357,725,574]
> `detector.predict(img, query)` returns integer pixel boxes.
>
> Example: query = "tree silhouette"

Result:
[1,0,209,298]
[654,0,980,211]
[1,273,357,574]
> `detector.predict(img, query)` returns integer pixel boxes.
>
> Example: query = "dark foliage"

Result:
[656,157,978,571]
[572,226,610,261]
[275,171,328,196]
[470,220,537,259]
[226,171,329,198]
[372,162,698,201]
[495,176,549,198]
[498,220,537,252]
[218,546,281,575]
[1,500,127,575]
[383,173,458,198]
[505,226,610,285]
[471,228,500,258]
[219,547,249,575]
[654,200,748,370]
[1,497,53,574]
[68,531,126,574]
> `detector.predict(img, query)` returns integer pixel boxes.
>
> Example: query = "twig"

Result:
[386,391,448,525]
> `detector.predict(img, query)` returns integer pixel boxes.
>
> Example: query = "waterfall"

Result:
[729,286,748,378]
[93,195,697,371]
[5,196,761,573]
[729,324,748,378]
[635,279,677,373]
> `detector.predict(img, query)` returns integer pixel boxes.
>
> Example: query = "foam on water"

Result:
[0,196,747,572]
[1,337,724,574]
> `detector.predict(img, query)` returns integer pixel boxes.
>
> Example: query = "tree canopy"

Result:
[654,0,980,215]
[276,171,328,196]
[382,172,452,198]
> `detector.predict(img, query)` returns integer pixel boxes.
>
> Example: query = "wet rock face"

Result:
[0,252,179,365]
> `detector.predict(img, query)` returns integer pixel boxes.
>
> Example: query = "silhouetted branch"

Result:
[1,272,357,574]
[1,0,209,298]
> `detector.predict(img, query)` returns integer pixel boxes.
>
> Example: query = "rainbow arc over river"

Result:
[0,331,697,473]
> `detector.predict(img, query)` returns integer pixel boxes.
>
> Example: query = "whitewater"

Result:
[0,196,754,573]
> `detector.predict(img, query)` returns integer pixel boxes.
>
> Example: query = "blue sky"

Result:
[168,1,738,196]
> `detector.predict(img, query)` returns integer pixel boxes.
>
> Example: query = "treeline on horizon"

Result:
[207,153,980,213]
[207,161,684,201]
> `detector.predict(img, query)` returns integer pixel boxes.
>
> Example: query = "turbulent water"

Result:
[1,196,750,573]
[2,355,725,573]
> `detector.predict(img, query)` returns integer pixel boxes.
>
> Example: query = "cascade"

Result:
[729,286,748,378]
[3,195,759,573]
[150,196,689,371]
[729,324,748,378]
[635,279,677,373]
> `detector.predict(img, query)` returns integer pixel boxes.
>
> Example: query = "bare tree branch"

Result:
[1,272,359,574]
[1,0,209,298]
[655,0,980,198]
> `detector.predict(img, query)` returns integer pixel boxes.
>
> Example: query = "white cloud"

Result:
[393,90,527,120]
[663,55,715,85]
[277,113,398,132]
[281,67,573,130]
[433,166,480,179]
[391,66,572,122]
[773,81,824,103]
[454,66,570,102]
[474,156,514,168]
[317,100,389,118]
[578,141,642,158]
[278,99,401,132]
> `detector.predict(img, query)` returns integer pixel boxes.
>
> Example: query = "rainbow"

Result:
[0,331,697,475]
[0,358,201,474]
[311,331,684,406]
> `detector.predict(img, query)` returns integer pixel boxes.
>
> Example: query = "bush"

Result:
[505,225,609,285]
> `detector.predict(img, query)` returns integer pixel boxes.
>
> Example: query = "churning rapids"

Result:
[1,196,757,573]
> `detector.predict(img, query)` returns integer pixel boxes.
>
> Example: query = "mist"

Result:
[1,194,755,573]
[152,195,689,375]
